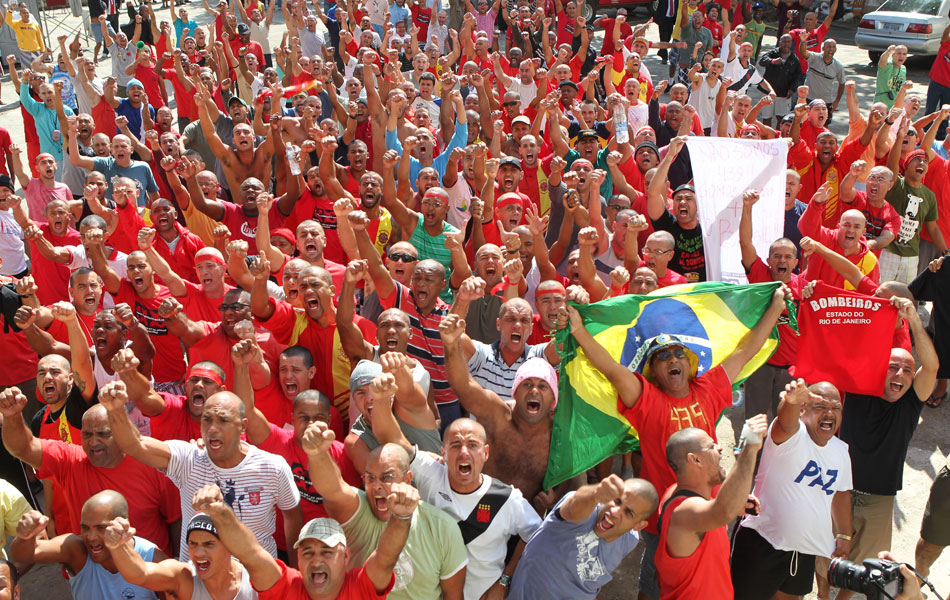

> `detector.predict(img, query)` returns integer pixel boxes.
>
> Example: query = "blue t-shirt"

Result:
[49,66,77,112]
[389,2,410,25]
[70,536,158,599]
[93,156,160,207]
[20,83,73,163]
[115,98,156,141]
[508,492,640,600]
[784,199,807,250]
[174,17,199,48]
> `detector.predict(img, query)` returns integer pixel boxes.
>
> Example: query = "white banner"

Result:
[685,137,788,283]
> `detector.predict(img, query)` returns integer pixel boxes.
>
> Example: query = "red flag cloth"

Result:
[790,281,898,395]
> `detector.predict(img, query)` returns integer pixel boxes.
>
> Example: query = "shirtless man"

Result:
[440,313,569,513]
[195,80,282,195]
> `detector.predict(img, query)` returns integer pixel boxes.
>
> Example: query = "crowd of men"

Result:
[0,0,947,597]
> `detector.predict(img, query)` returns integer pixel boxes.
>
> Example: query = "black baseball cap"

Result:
[0,174,14,192]
[576,129,599,142]
[499,156,522,170]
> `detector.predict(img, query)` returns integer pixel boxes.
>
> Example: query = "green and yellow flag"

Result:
[544,281,789,489]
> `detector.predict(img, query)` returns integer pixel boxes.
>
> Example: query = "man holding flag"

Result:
[560,283,789,600]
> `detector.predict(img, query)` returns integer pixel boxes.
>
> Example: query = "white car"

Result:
[855,0,950,61]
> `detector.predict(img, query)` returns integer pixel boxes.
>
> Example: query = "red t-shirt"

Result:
[47,311,97,347]
[0,277,37,385]
[555,10,577,47]
[599,17,632,55]
[790,23,829,73]
[747,259,805,367]
[286,190,345,264]
[258,562,393,600]
[849,191,903,255]
[134,62,166,109]
[188,320,282,385]
[148,392,202,442]
[411,3,431,43]
[799,120,830,150]
[258,425,360,550]
[181,280,234,323]
[618,365,732,532]
[656,269,688,288]
[220,201,287,256]
[92,95,118,137]
[923,155,949,244]
[655,493,733,600]
[930,39,950,87]
[37,440,182,557]
[114,280,186,382]
[0,127,12,177]
[162,67,197,121]
[32,224,80,306]
[263,298,376,417]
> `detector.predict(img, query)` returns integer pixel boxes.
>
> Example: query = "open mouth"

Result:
[88,542,105,556]
[195,558,211,572]
[668,366,683,377]
[595,512,615,533]
[818,418,835,432]
[306,298,321,312]
[132,276,145,288]
[305,242,318,254]
[281,380,298,396]
[525,397,542,414]
[484,265,497,278]
[677,206,689,218]
[207,438,222,450]
[84,294,98,308]
[889,380,905,393]
[191,391,206,409]
[373,495,388,513]
[384,337,399,351]
[415,290,428,304]
[286,288,299,300]
[43,382,57,397]
[775,265,788,275]
[309,569,329,586]
[510,332,522,344]
[94,334,109,349]
[457,462,472,477]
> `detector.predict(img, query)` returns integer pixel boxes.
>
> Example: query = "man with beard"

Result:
[561,285,787,600]
[789,105,881,227]
[655,417,768,599]
[509,474,658,600]
[371,373,542,599]
[100,380,304,563]
[305,420,468,599]
[250,257,376,423]
[10,491,165,599]
[103,512,258,600]
[351,214,460,422]
[69,124,159,208]
[0,389,182,557]
[9,148,72,222]
[89,238,186,392]
[798,182,881,290]
[386,90,468,189]
[442,313,566,512]
[732,380,853,600]
[740,189,805,422]
[880,119,947,283]
[647,137,706,282]
[113,353,226,443]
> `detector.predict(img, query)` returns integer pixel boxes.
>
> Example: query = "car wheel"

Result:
[581,0,596,20]
[649,0,659,15]
[868,50,882,63]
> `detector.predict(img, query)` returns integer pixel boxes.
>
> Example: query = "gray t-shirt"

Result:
[678,25,714,67]
[107,40,138,86]
[804,54,845,104]
[509,491,640,600]
[350,414,442,455]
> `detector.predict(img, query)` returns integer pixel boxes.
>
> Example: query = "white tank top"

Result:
[189,560,258,600]
[688,77,722,128]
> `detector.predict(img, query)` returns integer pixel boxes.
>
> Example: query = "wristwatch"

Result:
[499,574,512,588]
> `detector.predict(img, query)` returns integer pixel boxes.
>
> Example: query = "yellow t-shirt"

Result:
[181,197,220,246]
[0,478,31,559]
[7,12,44,53]
[672,2,699,40]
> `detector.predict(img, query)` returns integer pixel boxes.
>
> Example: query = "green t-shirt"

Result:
[875,62,907,108]
[408,215,460,304]
[565,146,612,201]
[342,491,469,600]
[744,20,766,55]
[885,176,938,257]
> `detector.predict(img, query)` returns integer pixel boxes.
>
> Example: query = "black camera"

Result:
[828,557,904,600]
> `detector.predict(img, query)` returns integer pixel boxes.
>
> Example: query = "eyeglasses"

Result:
[420,200,444,209]
[362,470,405,485]
[642,247,672,256]
[388,252,418,263]
[503,100,520,107]
[219,302,249,312]
[654,348,687,361]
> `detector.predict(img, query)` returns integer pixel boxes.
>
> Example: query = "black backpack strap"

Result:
[656,489,704,537]
[456,478,513,545]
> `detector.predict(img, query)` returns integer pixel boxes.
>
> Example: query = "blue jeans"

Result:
[926,80,950,140]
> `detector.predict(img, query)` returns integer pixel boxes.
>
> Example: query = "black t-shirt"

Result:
[840,389,924,496]
[909,265,950,378]
[29,385,96,440]
[652,210,706,282]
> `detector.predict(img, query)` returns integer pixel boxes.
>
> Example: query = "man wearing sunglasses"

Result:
[561,284,788,600]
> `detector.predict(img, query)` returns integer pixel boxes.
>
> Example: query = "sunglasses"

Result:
[388,252,417,263]
[654,348,687,361]
[503,100,519,107]
[219,302,249,312]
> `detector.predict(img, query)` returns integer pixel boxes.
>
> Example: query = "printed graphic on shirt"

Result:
[133,301,168,336]
[896,194,923,244]
[290,460,324,505]
[575,531,606,582]
[392,551,414,591]
[794,460,839,496]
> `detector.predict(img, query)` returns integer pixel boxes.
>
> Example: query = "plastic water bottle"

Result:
[286,142,301,176]
[614,105,629,145]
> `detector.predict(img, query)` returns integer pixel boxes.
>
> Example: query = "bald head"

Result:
[82,489,128,520]
[808,381,841,404]
[81,404,109,427]
[371,443,411,472]
[205,391,246,418]
[666,427,709,473]
[444,418,488,444]
[626,477,660,517]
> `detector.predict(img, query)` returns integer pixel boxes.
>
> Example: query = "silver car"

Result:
[855,0,950,61]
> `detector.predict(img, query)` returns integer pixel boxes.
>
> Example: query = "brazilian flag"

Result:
[544,281,791,489]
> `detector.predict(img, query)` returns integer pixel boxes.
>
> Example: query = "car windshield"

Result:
[877,0,944,15]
